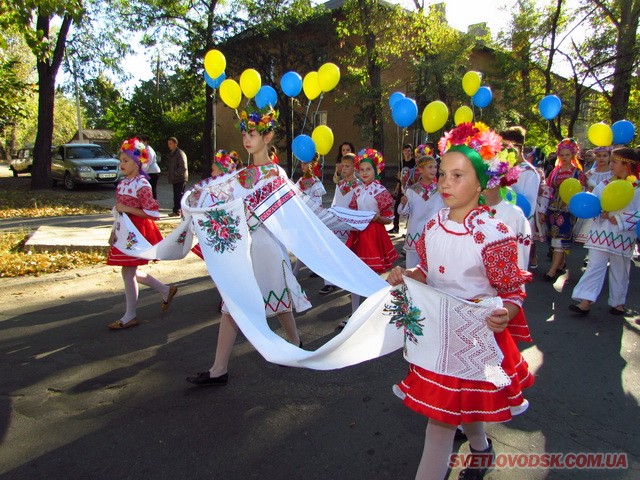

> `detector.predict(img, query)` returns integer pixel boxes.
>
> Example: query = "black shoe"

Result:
[458,439,494,479]
[318,285,337,295]
[568,304,590,315]
[454,427,467,441]
[609,307,626,315]
[186,371,228,386]
[388,228,399,234]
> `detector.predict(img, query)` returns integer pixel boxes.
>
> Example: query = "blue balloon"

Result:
[391,97,418,128]
[538,95,562,121]
[204,70,226,89]
[472,86,493,108]
[389,91,405,109]
[611,120,635,145]
[255,85,278,109]
[280,71,302,97]
[515,194,532,218]
[292,134,316,162]
[569,192,602,219]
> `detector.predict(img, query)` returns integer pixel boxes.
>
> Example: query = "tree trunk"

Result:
[30,13,72,190]
[609,3,640,121]
[31,65,56,189]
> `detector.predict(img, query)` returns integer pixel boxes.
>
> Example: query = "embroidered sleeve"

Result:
[376,189,395,219]
[416,228,427,276]
[481,236,531,306]
[138,182,160,218]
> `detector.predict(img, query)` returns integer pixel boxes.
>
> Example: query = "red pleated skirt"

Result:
[346,222,398,273]
[106,215,163,267]
[395,330,535,425]
[507,309,532,343]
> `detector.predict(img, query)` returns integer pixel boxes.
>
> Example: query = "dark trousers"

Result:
[392,193,402,230]
[148,173,160,199]
[172,181,186,213]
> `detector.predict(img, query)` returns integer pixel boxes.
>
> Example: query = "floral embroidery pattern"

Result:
[426,219,436,230]
[176,230,187,245]
[384,286,425,354]
[474,231,486,244]
[125,231,138,249]
[439,265,445,274]
[197,209,242,253]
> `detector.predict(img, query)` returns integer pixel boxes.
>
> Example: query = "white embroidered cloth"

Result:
[111,176,508,386]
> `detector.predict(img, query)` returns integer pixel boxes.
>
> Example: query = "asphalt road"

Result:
[1,166,639,479]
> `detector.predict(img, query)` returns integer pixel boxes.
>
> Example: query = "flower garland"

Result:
[120,137,149,165]
[236,106,279,134]
[213,149,238,174]
[438,122,520,189]
[354,148,385,176]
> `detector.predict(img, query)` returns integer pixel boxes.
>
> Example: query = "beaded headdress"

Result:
[213,150,238,174]
[555,138,582,169]
[354,148,385,179]
[592,146,612,154]
[236,105,279,134]
[438,122,520,189]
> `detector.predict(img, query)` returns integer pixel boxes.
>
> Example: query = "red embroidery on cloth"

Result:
[496,222,509,234]
[244,176,286,211]
[482,238,530,294]
[474,231,486,244]
[426,219,436,230]
[439,265,445,274]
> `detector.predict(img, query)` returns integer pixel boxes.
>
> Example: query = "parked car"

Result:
[51,143,123,190]
[9,147,34,176]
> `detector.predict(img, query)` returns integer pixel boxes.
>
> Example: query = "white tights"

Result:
[120,266,169,323]
[415,420,488,480]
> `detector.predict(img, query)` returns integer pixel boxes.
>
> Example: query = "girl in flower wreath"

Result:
[569,147,640,316]
[339,148,398,328]
[187,106,308,386]
[397,154,443,269]
[106,138,177,330]
[387,122,534,480]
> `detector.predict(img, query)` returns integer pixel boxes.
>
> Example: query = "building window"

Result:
[314,111,328,127]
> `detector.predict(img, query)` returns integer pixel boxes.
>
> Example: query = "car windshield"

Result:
[67,146,111,159]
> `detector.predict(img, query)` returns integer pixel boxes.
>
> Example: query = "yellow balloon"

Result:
[422,101,449,133]
[311,125,334,155]
[462,71,481,97]
[558,177,582,204]
[601,179,634,211]
[454,105,473,125]
[627,175,637,183]
[587,122,613,147]
[240,68,261,99]
[219,79,241,109]
[303,72,321,101]
[204,49,226,79]
[318,63,340,93]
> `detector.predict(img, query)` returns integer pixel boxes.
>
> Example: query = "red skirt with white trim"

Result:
[106,215,163,267]
[346,222,398,273]
[395,330,534,425]
[506,309,532,343]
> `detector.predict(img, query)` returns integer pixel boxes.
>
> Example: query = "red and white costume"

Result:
[107,176,162,266]
[346,180,398,273]
[395,207,534,425]
[331,177,362,242]
[295,175,326,207]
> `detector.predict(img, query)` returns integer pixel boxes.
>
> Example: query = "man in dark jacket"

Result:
[166,137,188,216]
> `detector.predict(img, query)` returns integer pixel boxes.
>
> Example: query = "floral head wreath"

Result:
[236,105,279,134]
[555,138,582,169]
[415,144,434,158]
[120,137,149,165]
[213,150,237,174]
[438,122,520,190]
[354,148,385,179]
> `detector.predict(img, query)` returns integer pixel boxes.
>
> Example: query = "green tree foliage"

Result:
[336,0,415,153]
[78,73,122,129]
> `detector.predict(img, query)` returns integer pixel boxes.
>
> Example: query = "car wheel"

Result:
[63,172,76,190]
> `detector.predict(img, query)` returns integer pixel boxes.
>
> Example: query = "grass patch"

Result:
[0,230,107,278]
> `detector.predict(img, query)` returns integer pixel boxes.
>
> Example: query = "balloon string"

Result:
[213,89,217,152]
[300,100,312,134]
[313,93,324,122]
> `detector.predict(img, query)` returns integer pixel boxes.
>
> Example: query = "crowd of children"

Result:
[104,105,639,479]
